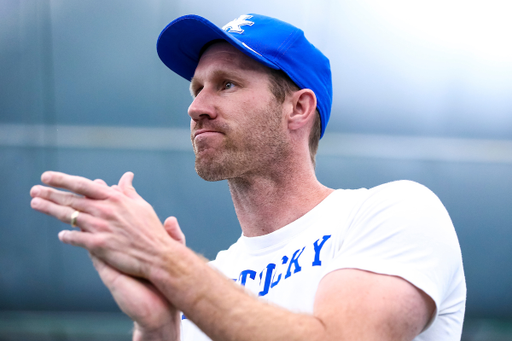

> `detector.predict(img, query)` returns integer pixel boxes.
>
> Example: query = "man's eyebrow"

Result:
[189,78,199,97]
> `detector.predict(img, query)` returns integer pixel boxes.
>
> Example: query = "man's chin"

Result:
[196,170,226,182]
[194,150,247,182]
[195,160,229,182]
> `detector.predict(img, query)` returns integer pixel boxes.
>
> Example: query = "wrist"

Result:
[133,321,179,341]
[147,242,199,300]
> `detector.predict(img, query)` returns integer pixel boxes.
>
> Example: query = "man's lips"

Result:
[193,129,223,139]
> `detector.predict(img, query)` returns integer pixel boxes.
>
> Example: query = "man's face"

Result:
[188,42,291,181]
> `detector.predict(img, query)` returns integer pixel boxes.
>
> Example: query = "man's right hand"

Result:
[91,254,179,340]
[90,216,185,341]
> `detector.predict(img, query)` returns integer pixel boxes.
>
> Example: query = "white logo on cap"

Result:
[222,15,254,34]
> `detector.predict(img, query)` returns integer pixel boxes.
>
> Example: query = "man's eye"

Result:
[193,87,203,97]
[224,82,234,89]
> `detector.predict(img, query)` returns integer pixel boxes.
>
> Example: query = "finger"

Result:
[117,172,141,199]
[41,171,109,200]
[93,179,108,186]
[163,216,186,245]
[89,253,122,284]
[31,196,80,224]
[31,197,97,231]
[58,229,95,249]
[111,184,123,193]
[90,252,106,270]
[30,185,93,213]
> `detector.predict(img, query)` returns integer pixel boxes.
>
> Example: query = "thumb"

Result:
[117,172,140,199]
[164,216,186,246]
[89,253,124,290]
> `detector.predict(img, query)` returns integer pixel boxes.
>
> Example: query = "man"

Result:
[30,14,466,341]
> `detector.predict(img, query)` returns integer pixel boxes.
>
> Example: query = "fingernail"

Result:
[31,186,40,196]
[41,172,50,183]
[58,230,66,240]
[31,198,40,208]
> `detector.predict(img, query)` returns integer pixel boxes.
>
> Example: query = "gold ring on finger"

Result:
[70,210,80,228]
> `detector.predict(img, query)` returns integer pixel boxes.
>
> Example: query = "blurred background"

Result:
[1,0,511,340]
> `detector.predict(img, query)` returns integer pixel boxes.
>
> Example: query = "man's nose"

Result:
[188,90,217,121]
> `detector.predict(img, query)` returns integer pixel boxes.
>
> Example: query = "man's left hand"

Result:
[30,171,174,279]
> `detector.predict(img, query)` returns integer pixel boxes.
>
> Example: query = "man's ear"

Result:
[287,89,317,133]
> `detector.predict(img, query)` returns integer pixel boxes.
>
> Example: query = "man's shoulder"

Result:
[330,180,442,215]
[369,179,433,194]
[334,180,436,200]
[364,180,443,207]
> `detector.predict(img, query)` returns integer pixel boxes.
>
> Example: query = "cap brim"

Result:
[157,15,278,81]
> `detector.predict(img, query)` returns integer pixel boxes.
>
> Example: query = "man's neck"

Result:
[227,165,333,237]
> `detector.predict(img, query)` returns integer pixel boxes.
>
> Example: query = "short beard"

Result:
[194,100,288,182]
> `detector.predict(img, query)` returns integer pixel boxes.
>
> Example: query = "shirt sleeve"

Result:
[321,180,464,327]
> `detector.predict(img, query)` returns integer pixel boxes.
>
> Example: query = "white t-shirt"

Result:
[181,180,466,341]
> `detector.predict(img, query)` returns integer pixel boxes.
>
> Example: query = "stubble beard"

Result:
[193,100,289,182]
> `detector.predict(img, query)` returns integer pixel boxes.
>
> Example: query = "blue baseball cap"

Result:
[157,14,332,138]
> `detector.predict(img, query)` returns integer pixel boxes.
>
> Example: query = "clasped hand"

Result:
[30,171,184,278]
[30,171,185,335]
